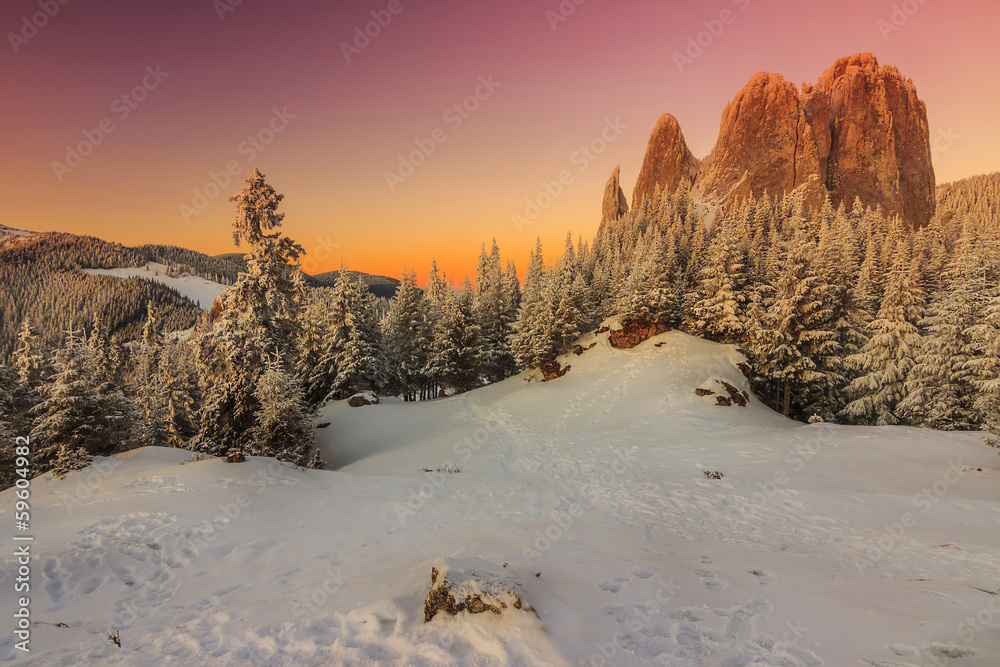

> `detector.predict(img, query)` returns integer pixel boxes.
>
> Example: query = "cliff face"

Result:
[816,53,935,229]
[599,165,628,235]
[630,114,700,210]
[624,53,935,228]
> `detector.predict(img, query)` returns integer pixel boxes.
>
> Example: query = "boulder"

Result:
[347,392,379,407]
[540,358,570,382]
[607,319,671,349]
[424,558,535,623]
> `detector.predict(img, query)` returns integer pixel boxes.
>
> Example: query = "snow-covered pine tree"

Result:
[426,279,482,393]
[617,228,677,326]
[134,303,170,446]
[841,242,923,425]
[474,241,515,382]
[158,339,199,446]
[311,262,355,401]
[550,233,588,354]
[296,288,334,405]
[195,169,307,454]
[248,358,314,465]
[31,326,132,476]
[331,276,386,399]
[746,225,838,417]
[383,270,426,401]
[899,219,990,430]
[511,239,553,370]
[687,222,746,343]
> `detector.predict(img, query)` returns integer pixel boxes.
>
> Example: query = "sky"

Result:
[2,0,998,283]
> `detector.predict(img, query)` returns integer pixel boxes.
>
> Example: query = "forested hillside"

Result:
[0,233,199,361]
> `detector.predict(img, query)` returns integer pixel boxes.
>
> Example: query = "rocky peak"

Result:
[598,165,628,236]
[630,113,699,210]
[621,53,935,228]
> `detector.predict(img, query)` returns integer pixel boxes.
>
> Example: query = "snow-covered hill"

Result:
[82,263,227,310]
[2,329,998,665]
[0,224,34,239]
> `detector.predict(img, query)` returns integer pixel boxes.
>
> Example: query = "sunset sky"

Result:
[2,0,998,283]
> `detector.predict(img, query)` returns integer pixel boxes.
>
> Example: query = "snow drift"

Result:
[1,328,998,665]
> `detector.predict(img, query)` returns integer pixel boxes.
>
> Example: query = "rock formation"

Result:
[816,53,935,229]
[424,558,535,622]
[598,165,628,235]
[622,53,935,228]
[631,114,700,210]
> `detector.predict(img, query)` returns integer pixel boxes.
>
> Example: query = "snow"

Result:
[3,329,999,665]
[0,224,34,239]
[82,263,227,309]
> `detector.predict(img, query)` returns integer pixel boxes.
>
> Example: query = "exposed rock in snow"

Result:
[607,319,671,349]
[696,377,750,407]
[424,557,535,623]
[348,392,379,407]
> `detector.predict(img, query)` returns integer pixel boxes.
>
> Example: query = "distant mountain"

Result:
[307,270,401,298]
[0,232,199,361]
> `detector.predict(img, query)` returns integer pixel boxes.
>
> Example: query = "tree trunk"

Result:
[782,382,791,417]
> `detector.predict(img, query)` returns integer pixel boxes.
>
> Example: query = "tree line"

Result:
[2,170,997,487]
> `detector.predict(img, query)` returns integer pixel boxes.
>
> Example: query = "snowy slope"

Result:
[82,263,227,309]
[2,330,999,666]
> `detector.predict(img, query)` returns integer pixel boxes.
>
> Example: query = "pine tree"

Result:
[426,281,482,393]
[31,327,132,475]
[383,270,426,401]
[899,223,990,430]
[511,239,554,370]
[841,244,923,425]
[158,339,199,446]
[332,277,386,399]
[134,303,170,446]
[474,240,515,382]
[248,360,314,464]
[687,223,746,342]
[747,227,838,417]
[195,169,307,454]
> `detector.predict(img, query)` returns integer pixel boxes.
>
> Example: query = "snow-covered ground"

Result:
[82,263,227,309]
[2,329,998,665]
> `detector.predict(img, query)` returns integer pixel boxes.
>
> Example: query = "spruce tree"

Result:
[687,224,746,342]
[383,270,426,401]
[899,223,989,430]
[249,360,314,464]
[195,169,308,454]
[31,327,132,475]
[841,244,923,425]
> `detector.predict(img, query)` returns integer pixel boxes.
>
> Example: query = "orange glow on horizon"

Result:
[3,0,998,283]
